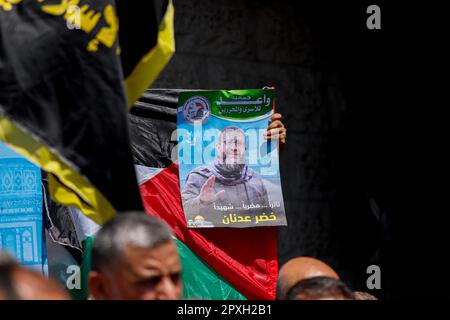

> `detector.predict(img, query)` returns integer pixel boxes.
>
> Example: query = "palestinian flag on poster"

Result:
[0,0,175,225]
[131,89,278,300]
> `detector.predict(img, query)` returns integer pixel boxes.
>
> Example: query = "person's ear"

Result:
[216,142,223,154]
[88,271,109,300]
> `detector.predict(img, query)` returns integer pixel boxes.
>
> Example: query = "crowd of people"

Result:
[0,212,376,300]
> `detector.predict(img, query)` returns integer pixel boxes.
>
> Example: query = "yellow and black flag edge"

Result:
[0,0,175,225]
[124,0,176,107]
[0,117,116,225]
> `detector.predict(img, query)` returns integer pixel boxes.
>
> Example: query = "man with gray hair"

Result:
[88,212,182,300]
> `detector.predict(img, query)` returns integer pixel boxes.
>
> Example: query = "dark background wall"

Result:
[152,0,446,299]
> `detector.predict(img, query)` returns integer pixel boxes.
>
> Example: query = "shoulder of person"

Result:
[187,165,215,180]
[247,166,261,179]
[246,168,267,187]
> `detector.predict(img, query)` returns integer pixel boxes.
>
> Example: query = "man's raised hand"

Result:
[199,176,225,204]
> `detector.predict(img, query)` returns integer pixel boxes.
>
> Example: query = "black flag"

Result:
[0,0,175,224]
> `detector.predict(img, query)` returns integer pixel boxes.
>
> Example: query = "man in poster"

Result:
[181,114,286,226]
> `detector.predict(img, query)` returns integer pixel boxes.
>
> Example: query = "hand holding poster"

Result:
[177,89,287,228]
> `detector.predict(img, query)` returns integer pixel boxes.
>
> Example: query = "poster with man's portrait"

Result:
[177,89,287,228]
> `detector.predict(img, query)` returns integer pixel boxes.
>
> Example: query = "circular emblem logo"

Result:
[182,96,210,124]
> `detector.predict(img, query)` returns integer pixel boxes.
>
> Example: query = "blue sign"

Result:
[0,141,46,272]
[177,89,287,228]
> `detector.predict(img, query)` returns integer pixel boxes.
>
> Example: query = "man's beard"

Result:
[216,162,245,177]
[216,154,245,177]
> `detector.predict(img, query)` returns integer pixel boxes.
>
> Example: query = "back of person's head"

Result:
[91,211,173,272]
[277,256,339,299]
[0,252,19,299]
[285,276,355,300]
[354,291,378,300]
[0,251,69,300]
[89,212,182,300]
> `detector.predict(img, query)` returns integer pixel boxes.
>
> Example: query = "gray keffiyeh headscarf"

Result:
[210,161,252,185]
